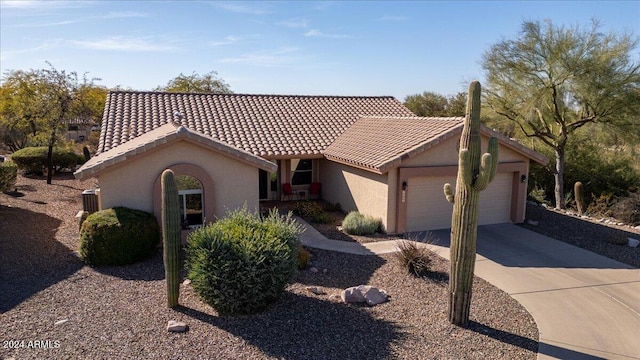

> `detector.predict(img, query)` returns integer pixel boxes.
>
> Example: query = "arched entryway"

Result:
[153,163,215,229]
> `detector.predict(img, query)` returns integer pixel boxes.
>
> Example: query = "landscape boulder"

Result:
[341,285,388,306]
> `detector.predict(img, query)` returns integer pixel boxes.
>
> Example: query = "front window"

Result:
[176,175,203,229]
[291,159,313,185]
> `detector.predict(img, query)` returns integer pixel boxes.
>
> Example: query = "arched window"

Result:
[176,175,203,229]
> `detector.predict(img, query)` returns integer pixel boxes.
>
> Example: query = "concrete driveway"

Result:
[428,224,640,360]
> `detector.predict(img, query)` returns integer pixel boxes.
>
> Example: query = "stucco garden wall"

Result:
[97,140,260,221]
[319,159,390,231]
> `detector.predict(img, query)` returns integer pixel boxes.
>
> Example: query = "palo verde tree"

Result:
[155,71,232,94]
[0,63,105,184]
[482,19,640,209]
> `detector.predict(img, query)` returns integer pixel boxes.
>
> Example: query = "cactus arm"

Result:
[162,169,181,308]
[444,183,454,203]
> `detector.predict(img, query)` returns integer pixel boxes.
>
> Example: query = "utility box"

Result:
[82,189,99,213]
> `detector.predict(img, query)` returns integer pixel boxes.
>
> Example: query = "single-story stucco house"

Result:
[74,91,548,234]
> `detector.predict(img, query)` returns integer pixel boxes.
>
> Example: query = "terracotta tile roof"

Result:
[325,117,465,173]
[98,91,415,158]
[75,122,277,180]
[324,117,549,174]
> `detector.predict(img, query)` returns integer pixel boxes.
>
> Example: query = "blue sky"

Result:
[1,0,638,100]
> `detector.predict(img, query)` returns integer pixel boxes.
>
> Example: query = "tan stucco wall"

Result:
[402,134,525,166]
[319,159,390,231]
[97,140,260,221]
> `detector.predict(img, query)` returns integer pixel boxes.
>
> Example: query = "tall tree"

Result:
[155,71,232,94]
[404,91,467,117]
[0,64,104,184]
[482,19,640,208]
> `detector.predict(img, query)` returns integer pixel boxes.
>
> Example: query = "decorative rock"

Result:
[305,286,325,295]
[341,285,388,306]
[182,279,191,286]
[167,320,188,333]
[635,225,640,230]
[54,319,68,326]
[628,238,640,248]
[526,220,539,226]
[323,268,328,274]
[309,267,319,273]
[581,215,589,219]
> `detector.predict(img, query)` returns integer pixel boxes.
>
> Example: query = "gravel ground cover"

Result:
[520,203,640,268]
[1,174,539,359]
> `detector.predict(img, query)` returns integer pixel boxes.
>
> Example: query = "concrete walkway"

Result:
[298,219,640,360]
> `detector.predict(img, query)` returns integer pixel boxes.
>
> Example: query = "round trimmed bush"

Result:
[79,207,160,265]
[342,211,382,235]
[11,146,85,174]
[186,207,302,315]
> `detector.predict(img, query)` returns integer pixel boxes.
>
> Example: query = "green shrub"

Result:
[610,193,640,226]
[323,201,342,212]
[341,211,382,236]
[297,245,311,269]
[0,161,18,192]
[79,207,160,265]
[294,201,332,224]
[11,146,85,174]
[185,207,302,315]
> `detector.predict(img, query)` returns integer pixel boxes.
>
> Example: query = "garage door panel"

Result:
[406,173,512,232]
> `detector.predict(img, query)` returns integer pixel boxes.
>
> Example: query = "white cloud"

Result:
[209,35,241,47]
[214,2,271,15]
[304,29,350,39]
[101,11,148,19]
[69,36,175,52]
[277,17,309,28]
[219,47,300,67]
[0,0,92,9]
[11,19,81,27]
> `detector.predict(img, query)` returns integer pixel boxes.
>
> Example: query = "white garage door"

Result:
[405,173,513,232]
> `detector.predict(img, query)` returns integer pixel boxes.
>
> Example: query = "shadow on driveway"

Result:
[0,205,83,313]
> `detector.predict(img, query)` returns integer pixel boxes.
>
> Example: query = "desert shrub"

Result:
[11,146,85,174]
[0,161,18,192]
[610,193,640,226]
[297,245,311,269]
[323,201,342,212]
[79,207,160,266]
[528,186,548,204]
[342,211,382,235]
[185,207,302,315]
[586,194,614,217]
[394,239,433,276]
[294,201,332,224]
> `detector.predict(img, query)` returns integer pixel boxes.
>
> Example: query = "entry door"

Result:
[259,169,268,200]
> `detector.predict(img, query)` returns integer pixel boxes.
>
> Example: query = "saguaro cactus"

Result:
[574,181,585,215]
[162,169,181,308]
[443,81,498,325]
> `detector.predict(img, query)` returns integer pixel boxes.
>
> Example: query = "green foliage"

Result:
[394,239,433,277]
[11,146,84,173]
[162,169,182,308]
[79,207,160,266]
[293,201,332,224]
[341,211,382,235]
[185,207,302,315]
[0,63,105,154]
[323,201,342,213]
[404,91,466,117]
[297,245,311,270]
[611,193,640,226]
[0,160,18,192]
[155,71,232,94]
[483,19,640,208]
[528,186,548,205]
